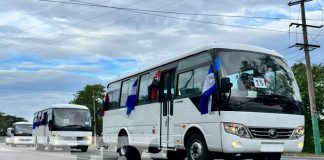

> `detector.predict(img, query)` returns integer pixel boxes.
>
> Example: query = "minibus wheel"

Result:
[117,136,141,160]
[35,139,45,151]
[186,133,210,160]
[48,145,54,151]
[81,146,88,152]
[11,144,16,147]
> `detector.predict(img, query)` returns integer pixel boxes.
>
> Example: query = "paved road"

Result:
[0,143,322,160]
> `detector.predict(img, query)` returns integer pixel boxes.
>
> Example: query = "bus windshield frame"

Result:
[218,49,303,115]
[13,124,33,136]
[52,108,92,131]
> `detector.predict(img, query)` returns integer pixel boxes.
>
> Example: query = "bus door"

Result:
[160,69,176,148]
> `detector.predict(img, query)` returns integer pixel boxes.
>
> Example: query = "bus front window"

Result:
[219,50,303,115]
[53,109,91,131]
[14,124,32,136]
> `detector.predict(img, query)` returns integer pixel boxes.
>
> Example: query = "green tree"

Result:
[0,112,26,136]
[70,84,105,135]
[292,63,324,152]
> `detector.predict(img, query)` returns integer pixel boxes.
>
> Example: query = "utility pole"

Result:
[92,91,97,146]
[289,0,322,155]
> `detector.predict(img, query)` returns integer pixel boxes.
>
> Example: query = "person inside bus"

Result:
[148,70,161,101]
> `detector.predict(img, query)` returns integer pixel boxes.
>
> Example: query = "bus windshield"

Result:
[219,50,303,115]
[53,108,91,131]
[14,124,32,136]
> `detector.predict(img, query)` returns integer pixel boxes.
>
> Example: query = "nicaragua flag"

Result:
[199,64,217,114]
[126,79,138,115]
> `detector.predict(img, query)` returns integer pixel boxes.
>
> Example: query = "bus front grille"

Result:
[248,128,294,139]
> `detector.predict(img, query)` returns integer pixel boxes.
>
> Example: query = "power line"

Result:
[0,0,145,49]
[40,0,324,22]
[5,0,184,55]
[36,0,324,36]
[0,0,117,49]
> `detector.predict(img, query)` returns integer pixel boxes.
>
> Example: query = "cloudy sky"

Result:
[0,0,323,121]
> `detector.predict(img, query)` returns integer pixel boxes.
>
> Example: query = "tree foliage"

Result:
[292,63,324,152]
[0,112,26,136]
[70,84,105,135]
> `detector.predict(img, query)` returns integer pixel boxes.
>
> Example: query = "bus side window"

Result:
[138,74,149,104]
[120,80,130,107]
[43,112,48,125]
[37,112,42,127]
[177,71,194,97]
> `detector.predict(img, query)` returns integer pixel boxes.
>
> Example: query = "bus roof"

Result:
[108,42,283,85]
[13,122,32,125]
[51,104,89,110]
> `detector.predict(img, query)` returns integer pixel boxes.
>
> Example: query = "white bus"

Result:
[11,122,34,147]
[100,42,304,160]
[5,128,13,145]
[32,104,92,152]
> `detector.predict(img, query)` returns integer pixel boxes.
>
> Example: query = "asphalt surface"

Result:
[0,143,323,160]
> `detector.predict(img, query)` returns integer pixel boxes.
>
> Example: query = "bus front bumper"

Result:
[221,131,304,153]
[12,137,34,145]
[50,136,92,147]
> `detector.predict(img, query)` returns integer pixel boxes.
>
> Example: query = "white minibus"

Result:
[5,127,13,145]
[100,42,304,160]
[32,104,92,152]
[11,122,34,147]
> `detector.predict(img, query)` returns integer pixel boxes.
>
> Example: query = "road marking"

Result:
[0,148,20,152]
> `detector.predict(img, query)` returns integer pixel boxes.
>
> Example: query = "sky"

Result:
[0,0,323,121]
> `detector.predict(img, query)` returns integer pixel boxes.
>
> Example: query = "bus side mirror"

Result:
[221,77,233,93]
[48,120,53,131]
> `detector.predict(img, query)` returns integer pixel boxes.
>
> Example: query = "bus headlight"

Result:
[52,135,62,144]
[85,135,92,143]
[290,126,304,139]
[223,122,251,139]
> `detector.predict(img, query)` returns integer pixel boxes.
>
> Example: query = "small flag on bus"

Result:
[199,65,217,114]
[126,79,138,115]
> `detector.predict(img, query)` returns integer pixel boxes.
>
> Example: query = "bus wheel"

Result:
[167,150,186,160]
[81,146,88,152]
[186,133,210,160]
[117,136,141,160]
[11,144,16,147]
[48,145,54,152]
[35,140,45,151]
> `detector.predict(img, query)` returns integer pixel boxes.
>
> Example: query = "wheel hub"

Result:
[190,141,203,159]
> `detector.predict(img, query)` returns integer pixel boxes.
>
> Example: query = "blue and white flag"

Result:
[199,65,217,114]
[126,79,138,115]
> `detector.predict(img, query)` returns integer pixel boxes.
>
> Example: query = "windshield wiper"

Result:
[234,94,297,108]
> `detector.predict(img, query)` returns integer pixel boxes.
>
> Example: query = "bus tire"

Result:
[186,133,210,160]
[117,136,140,160]
[81,146,88,152]
[48,145,54,152]
[11,144,16,147]
[167,150,186,160]
[35,139,45,151]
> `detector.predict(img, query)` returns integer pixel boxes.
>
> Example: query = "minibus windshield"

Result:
[53,108,91,131]
[219,50,303,115]
[14,124,32,136]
